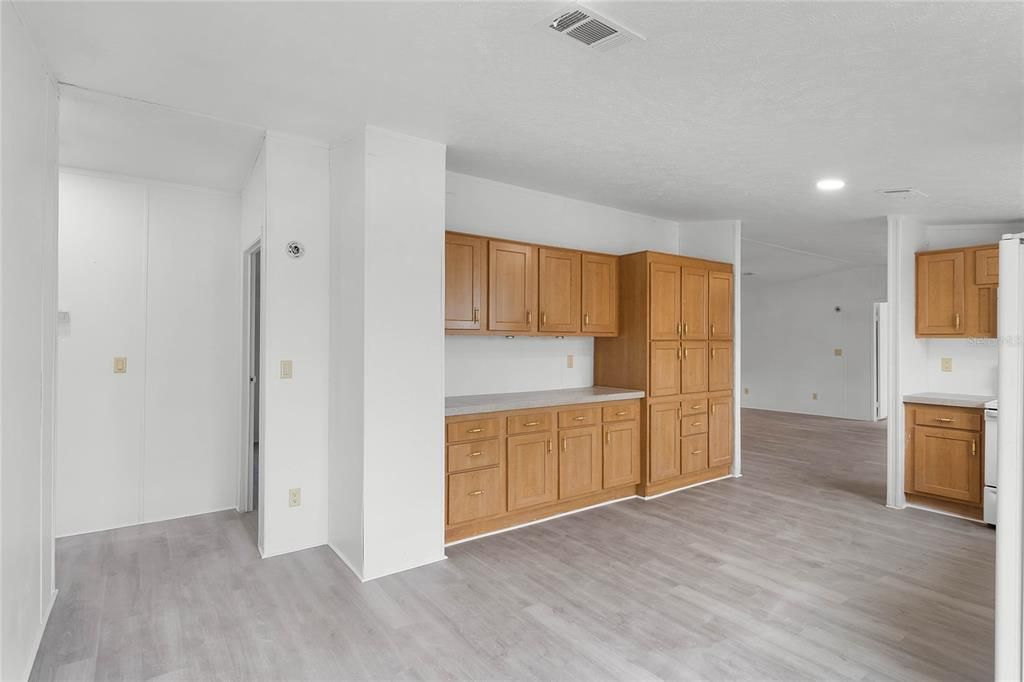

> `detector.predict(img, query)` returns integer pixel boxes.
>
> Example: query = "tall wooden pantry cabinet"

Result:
[595,251,735,496]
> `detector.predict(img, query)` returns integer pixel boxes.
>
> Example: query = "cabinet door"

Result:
[445,233,485,330]
[681,433,709,475]
[708,271,733,340]
[708,341,733,392]
[968,286,997,338]
[559,426,602,500]
[681,267,708,339]
[649,341,681,397]
[538,247,581,333]
[648,402,681,483]
[489,240,537,332]
[681,341,709,394]
[975,247,999,285]
[582,253,618,335]
[507,432,557,510]
[916,251,965,335]
[603,420,640,488]
[708,395,733,468]
[650,263,681,340]
[912,426,981,503]
[447,468,504,525]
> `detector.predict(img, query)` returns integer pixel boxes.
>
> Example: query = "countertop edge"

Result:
[445,389,646,417]
[902,393,996,409]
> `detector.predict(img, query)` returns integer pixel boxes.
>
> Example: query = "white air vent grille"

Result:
[543,4,644,52]
[876,187,928,198]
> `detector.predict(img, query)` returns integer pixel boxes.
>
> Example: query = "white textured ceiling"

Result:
[20,1,1024,266]
[60,86,263,192]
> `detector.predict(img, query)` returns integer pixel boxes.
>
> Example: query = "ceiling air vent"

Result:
[875,187,928,199]
[544,4,645,52]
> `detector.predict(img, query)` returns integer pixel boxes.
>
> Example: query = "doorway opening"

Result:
[241,241,262,546]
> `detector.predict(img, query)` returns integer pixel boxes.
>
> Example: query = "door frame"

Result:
[239,240,262,514]
[871,301,890,421]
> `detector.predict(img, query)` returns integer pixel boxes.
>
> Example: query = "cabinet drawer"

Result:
[681,398,708,416]
[507,411,552,435]
[682,414,709,436]
[602,402,638,422]
[447,439,500,473]
[558,406,600,429]
[447,417,500,443]
[447,468,504,525]
[913,407,981,431]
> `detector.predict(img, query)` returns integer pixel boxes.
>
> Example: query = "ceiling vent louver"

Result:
[544,4,645,52]
[876,187,929,198]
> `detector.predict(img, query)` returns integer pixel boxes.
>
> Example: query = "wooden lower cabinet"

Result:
[559,426,602,500]
[507,432,557,511]
[648,401,681,483]
[603,420,640,488]
[445,399,641,542]
[708,395,733,468]
[903,402,984,518]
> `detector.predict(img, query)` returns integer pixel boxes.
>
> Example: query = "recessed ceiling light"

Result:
[817,178,845,191]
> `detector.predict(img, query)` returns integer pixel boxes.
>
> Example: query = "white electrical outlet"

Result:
[289,488,301,507]
[567,354,574,369]
[812,392,818,400]
[280,359,293,379]
[941,357,953,372]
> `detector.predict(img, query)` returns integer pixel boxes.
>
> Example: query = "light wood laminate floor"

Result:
[31,409,994,680]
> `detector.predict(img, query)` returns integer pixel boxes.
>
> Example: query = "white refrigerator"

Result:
[996,232,1024,681]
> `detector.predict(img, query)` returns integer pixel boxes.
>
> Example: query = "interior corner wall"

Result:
[260,134,330,558]
[329,127,446,581]
[56,171,241,538]
[1,1,59,677]
[444,172,679,397]
[328,133,366,576]
[741,264,886,421]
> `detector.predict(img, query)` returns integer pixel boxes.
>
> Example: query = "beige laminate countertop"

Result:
[445,386,645,417]
[903,392,996,409]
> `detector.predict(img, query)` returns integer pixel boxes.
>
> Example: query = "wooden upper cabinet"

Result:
[916,250,965,336]
[649,341,682,397]
[489,240,537,333]
[507,431,557,511]
[582,253,618,335]
[680,341,709,394]
[708,341,733,393]
[648,402,681,483]
[681,267,708,339]
[708,396,733,469]
[558,426,602,500]
[912,426,981,503]
[538,247,581,333]
[975,247,999,285]
[650,263,682,340]
[445,233,485,331]
[708,271,733,340]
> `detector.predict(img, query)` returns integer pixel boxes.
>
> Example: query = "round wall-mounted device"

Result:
[286,241,305,258]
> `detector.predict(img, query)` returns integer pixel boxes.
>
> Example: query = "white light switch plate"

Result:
[280,359,293,379]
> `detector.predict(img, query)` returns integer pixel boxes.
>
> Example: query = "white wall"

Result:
[742,265,886,421]
[329,127,446,580]
[444,171,680,396]
[1,2,59,677]
[259,134,330,558]
[56,171,241,537]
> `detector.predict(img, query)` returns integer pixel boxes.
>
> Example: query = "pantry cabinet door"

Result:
[650,263,681,340]
[708,271,733,340]
[681,267,708,339]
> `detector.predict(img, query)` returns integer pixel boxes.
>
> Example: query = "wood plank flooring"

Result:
[30,409,994,680]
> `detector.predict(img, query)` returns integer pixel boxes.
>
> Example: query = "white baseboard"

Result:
[642,473,733,500]
[56,506,238,539]
[22,588,58,681]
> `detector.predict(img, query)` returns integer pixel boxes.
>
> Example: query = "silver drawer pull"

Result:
[524,421,541,427]
[615,410,627,416]
[691,450,703,455]
[934,417,954,423]
[467,427,484,433]
[468,451,482,457]
[573,416,586,421]
[468,490,485,496]
[691,422,702,427]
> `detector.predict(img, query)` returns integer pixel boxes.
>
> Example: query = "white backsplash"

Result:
[445,335,594,396]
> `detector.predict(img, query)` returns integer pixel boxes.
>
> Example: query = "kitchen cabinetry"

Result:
[445,397,641,542]
[444,233,486,331]
[903,401,984,519]
[916,244,997,338]
[445,231,618,337]
[595,251,735,496]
